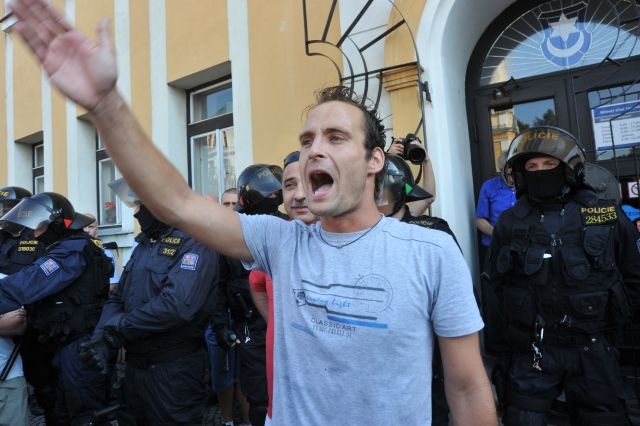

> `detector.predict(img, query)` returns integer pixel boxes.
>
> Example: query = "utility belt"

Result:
[534,331,609,348]
[126,339,203,369]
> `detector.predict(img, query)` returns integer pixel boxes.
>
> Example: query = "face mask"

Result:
[523,165,568,201]
[36,227,62,247]
[134,205,167,238]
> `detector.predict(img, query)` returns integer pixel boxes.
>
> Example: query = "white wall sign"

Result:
[629,181,639,199]
[591,100,640,151]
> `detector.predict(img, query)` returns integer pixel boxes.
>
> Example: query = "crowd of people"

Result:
[0,0,638,425]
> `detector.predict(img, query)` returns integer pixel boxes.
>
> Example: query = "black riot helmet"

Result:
[0,192,94,236]
[504,126,586,196]
[236,164,284,214]
[0,186,32,216]
[376,154,432,216]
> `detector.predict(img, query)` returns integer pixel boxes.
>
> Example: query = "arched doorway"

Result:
[467,0,640,210]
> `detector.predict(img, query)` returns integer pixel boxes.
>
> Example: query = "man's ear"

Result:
[368,147,385,174]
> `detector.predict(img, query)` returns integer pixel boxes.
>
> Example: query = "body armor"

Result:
[496,195,631,348]
[0,229,44,275]
[31,235,112,344]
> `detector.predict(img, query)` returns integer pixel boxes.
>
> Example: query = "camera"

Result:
[397,134,426,165]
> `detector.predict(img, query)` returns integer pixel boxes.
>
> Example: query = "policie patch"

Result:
[180,253,199,271]
[39,259,60,276]
[580,206,617,226]
[17,240,38,252]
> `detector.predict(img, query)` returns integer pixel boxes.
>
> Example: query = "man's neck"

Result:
[320,203,383,233]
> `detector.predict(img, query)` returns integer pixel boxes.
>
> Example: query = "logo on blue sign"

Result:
[538,3,591,68]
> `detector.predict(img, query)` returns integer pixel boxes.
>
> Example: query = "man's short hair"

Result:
[223,188,237,196]
[310,86,387,196]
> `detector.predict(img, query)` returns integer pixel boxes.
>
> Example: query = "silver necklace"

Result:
[318,214,384,249]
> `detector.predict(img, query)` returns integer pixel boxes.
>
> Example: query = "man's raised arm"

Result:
[9,0,251,261]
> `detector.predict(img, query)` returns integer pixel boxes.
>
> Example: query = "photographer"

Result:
[387,135,436,215]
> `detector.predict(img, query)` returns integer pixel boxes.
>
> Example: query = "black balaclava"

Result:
[36,226,66,247]
[523,165,568,202]
[134,205,168,239]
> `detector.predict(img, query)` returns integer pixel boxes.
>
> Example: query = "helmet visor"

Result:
[108,178,139,208]
[0,197,54,231]
[0,199,19,216]
[376,174,404,207]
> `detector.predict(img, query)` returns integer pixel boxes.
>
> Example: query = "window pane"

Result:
[490,98,557,171]
[222,127,236,191]
[34,144,44,168]
[589,82,640,160]
[34,176,44,194]
[99,159,119,225]
[480,0,640,86]
[191,85,232,122]
[191,133,219,196]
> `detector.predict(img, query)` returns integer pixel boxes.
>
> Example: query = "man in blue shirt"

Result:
[475,153,516,259]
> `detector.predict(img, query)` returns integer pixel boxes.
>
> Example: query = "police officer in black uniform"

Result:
[79,179,220,425]
[0,187,49,422]
[211,164,287,426]
[0,192,113,425]
[489,126,640,426]
[376,154,458,426]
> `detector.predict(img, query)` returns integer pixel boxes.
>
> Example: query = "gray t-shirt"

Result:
[240,214,483,425]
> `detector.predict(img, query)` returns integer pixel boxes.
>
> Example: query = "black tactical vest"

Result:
[0,229,44,275]
[496,196,631,343]
[31,235,113,344]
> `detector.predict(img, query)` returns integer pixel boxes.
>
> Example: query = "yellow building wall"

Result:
[51,0,68,193]
[0,0,6,184]
[248,1,342,165]
[166,0,229,82]
[130,0,151,136]
[13,31,41,140]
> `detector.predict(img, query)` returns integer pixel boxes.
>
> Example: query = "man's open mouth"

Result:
[309,171,334,196]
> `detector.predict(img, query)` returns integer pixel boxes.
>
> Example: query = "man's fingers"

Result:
[96,18,112,52]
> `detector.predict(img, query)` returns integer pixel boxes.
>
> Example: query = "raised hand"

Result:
[10,0,118,111]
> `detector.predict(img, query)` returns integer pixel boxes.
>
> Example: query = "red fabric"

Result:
[249,270,274,419]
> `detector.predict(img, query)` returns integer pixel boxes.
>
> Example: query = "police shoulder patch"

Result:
[180,253,199,271]
[40,258,60,276]
[580,204,618,226]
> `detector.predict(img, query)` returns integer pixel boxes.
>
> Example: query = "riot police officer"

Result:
[80,178,220,425]
[0,192,113,425]
[376,154,457,425]
[0,187,45,426]
[211,164,287,426]
[489,126,640,425]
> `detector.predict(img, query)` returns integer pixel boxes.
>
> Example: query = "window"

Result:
[32,143,44,194]
[96,135,120,226]
[188,80,235,198]
[480,0,640,86]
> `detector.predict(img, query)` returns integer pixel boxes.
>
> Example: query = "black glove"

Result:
[213,325,237,350]
[78,326,125,374]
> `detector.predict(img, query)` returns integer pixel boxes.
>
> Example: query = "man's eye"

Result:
[330,134,344,142]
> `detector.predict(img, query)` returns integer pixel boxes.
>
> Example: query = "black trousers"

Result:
[237,339,268,426]
[123,350,207,425]
[504,337,632,426]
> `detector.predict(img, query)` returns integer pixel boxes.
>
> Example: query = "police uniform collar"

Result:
[135,226,175,243]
